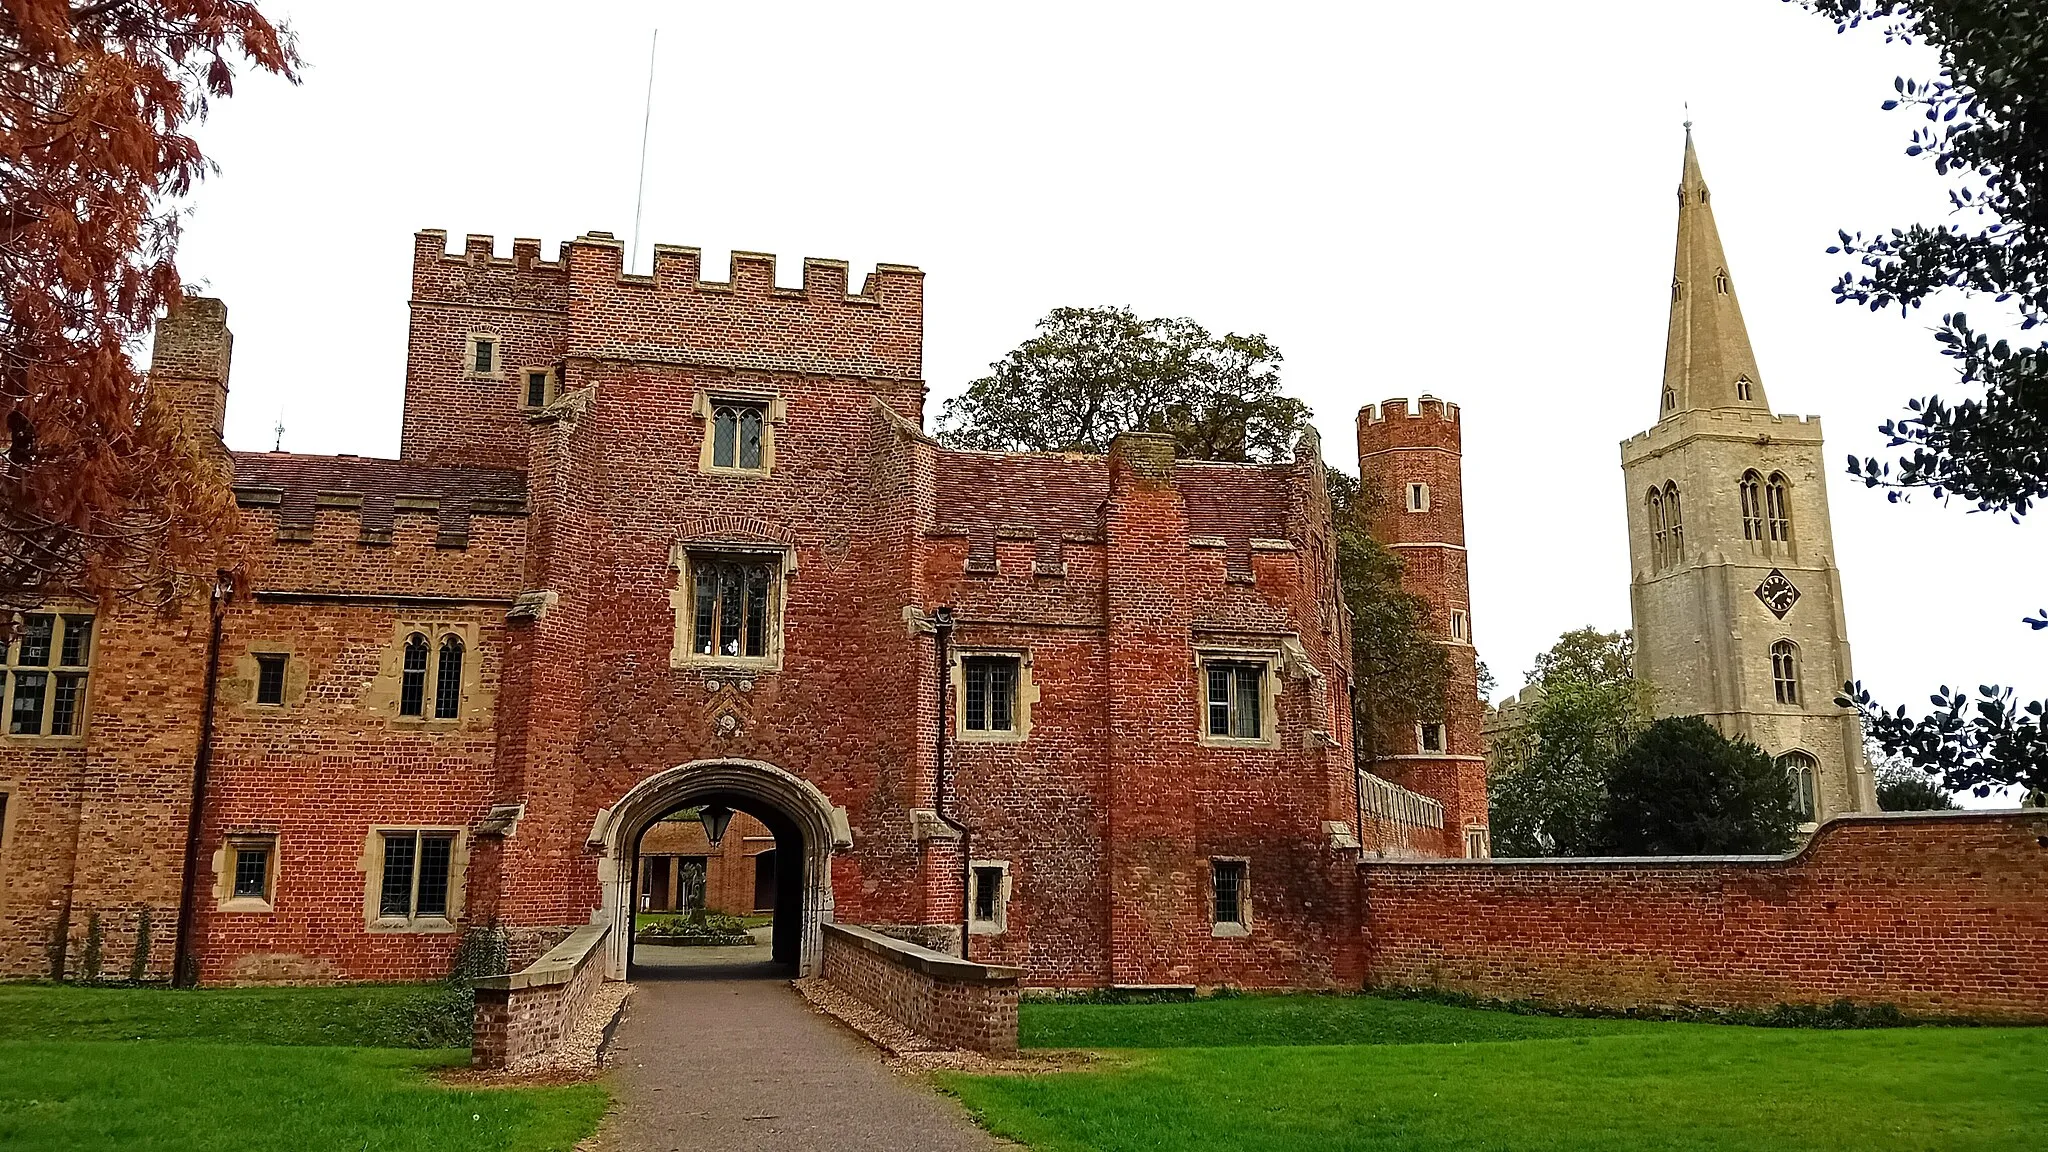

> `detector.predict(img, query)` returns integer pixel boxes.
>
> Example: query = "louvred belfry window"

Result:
[692,558,775,659]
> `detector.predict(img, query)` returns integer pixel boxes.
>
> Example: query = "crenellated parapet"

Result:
[412,230,571,311]
[559,231,925,381]
[1620,408,1824,459]
[1358,395,1462,453]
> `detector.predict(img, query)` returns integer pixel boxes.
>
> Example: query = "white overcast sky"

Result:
[178,0,2038,719]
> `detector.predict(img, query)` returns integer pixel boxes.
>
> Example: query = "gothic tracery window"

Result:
[1766,473,1792,544]
[1663,482,1683,564]
[1777,750,1818,821]
[1714,268,1730,294]
[1740,471,1765,543]
[1647,488,1667,569]
[711,403,766,470]
[399,633,429,717]
[1771,639,1801,706]
[691,556,775,659]
[1736,375,1753,401]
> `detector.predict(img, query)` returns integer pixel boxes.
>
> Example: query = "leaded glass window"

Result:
[1212,860,1247,926]
[434,635,464,719]
[691,557,774,659]
[5,612,93,737]
[233,844,271,899]
[711,403,767,470]
[1205,661,1265,740]
[378,831,456,921]
[963,655,1019,732]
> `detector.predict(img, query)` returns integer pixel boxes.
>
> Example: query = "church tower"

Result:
[1619,128,1877,822]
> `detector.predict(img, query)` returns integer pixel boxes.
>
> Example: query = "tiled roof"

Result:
[230,452,527,533]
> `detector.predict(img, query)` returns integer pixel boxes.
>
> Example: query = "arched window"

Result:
[435,634,464,719]
[1766,473,1792,544]
[712,406,739,467]
[1740,471,1765,542]
[1777,750,1818,821]
[399,633,429,717]
[737,407,764,469]
[1714,268,1729,294]
[1671,278,1682,303]
[1647,489,1666,569]
[1663,387,1677,412]
[1770,639,1801,706]
[1663,481,1684,563]
[1736,375,1753,401]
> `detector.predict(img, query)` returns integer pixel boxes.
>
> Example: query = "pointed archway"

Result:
[588,759,852,979]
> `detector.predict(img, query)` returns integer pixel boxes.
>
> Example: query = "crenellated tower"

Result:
[1620,128,1877,821]
[1357,396,1489,857]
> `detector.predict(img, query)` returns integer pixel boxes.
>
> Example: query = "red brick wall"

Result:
[1361,812,2048,1020]
[471,924,609,1071]
[1357,397,1487,853]
[821,922,1019,1054]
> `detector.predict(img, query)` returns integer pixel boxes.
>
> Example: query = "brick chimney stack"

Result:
[149,296,234,450]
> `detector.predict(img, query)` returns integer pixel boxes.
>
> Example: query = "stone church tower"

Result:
[1620,129,1878,822]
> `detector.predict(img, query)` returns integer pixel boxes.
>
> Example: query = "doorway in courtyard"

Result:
[627,797,799,979]
[594,758,849,981]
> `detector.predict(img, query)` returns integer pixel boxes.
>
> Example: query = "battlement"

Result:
[412,230,570,310]
[556,231,923,311]
[1360,395,1461,427]
[1620,408,1825,456]
[229,452,527,549]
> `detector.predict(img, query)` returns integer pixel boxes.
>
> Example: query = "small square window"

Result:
[963,655,1019,733]
[1419,722,1447,753]
[1406,483,1430,513]
[970,863,1008,934]
[233,845,271,899]
[1211,859,1248,932]
[469,335,497,376]
[254,654,287,706]
[1204,660,1266,741]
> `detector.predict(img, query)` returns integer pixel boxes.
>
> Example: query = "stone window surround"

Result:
[950,647,1038,744]
[518,364,557,409]
[464,331,502,379]
[1405,482,1431,513]
[1449,610,1470,643]
[668,540,794,674]
[3,605,94,744]
[1209,856,1251,938]
[968,859,1011,935]
[212,832,280,913]
[232,641,309,712]
[1416,720,1449,755]
[693,387,786,477]
[1463,825,1491,860]
[358,826,469,934]
[1196,648,1282,750]
[365,620,487,730]
[1776,748,1821,830]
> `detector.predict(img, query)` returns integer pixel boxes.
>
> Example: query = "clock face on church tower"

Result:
[1755,569,1801,619]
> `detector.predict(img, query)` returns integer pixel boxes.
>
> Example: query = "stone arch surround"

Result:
[588,759,853,979]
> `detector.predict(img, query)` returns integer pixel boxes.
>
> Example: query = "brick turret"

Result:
[1356,396,1488,856]
[149,296,234,452]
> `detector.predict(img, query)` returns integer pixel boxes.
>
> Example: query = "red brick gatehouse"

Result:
[0,230,1484,988]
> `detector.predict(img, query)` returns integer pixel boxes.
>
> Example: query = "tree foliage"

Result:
[1599,716,1802,856]
[1796,1,2046,799]
[1795,0,2048,516]
[1486,628,1652,857]
[934,306,1311,462]
[1875,761,1961,810]
[1326,467,1449,766]
[1,0,297,612]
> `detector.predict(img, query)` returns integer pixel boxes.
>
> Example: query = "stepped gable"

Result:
[231,451,528,536]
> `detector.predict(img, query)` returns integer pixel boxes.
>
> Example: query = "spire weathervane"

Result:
[1683,102,1692,133]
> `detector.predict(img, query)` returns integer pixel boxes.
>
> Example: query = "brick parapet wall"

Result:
[471,923,609,1070]
[821,922,1020,1053]
[1361,811,2048,1020]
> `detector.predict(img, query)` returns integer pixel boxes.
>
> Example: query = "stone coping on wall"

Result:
[822,922,1022,985]
[1363,809,2044,868]
[475,923,609,991]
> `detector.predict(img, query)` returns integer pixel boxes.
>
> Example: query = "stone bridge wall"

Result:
[472,923,609,1069]
[821,922,1020,1053]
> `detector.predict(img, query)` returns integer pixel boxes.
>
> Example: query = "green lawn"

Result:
[0,983,606,1152]
[945,995,2048,1152]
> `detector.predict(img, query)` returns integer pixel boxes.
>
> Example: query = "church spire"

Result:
[1659,127,1767,421]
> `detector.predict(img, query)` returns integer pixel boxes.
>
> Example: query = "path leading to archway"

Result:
[599,946,1009,1152]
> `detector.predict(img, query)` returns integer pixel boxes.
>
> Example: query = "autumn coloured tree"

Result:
[1,1,297,613]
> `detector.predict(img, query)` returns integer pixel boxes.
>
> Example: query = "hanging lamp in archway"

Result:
[699,803,734,847]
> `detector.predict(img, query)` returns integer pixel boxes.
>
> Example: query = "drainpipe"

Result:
[172,573,232,987]
[930,606,973,958]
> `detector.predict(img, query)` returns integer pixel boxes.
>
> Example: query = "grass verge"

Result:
[0,983,605,1152]
[945,995,2048,1152]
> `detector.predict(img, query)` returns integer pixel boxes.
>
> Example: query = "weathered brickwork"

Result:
[471,924,609,1071]
[1361,812,2048,1020]
[1,229,1471,991]
[820,922,1020,1054]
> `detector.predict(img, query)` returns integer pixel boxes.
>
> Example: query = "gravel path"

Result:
[596,947,1010,1152]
